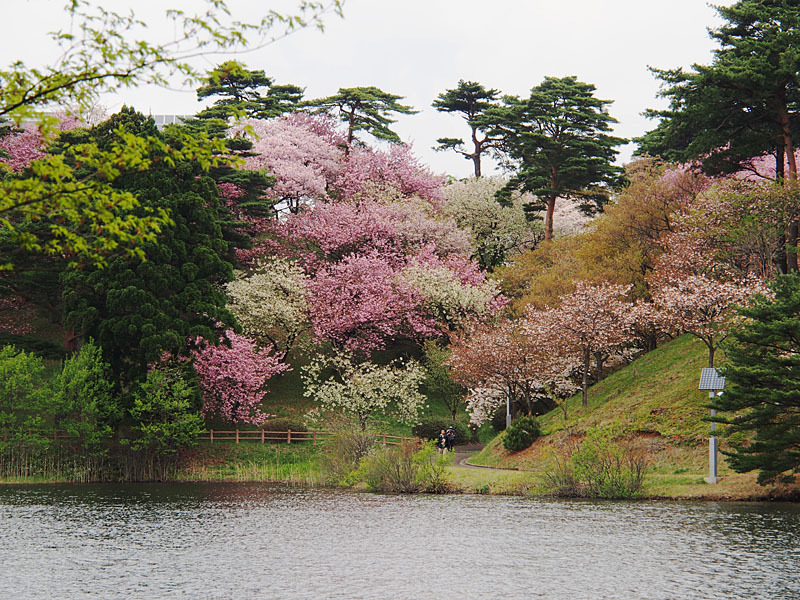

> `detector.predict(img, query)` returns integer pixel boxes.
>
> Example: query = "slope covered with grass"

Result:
[469,335,797,499]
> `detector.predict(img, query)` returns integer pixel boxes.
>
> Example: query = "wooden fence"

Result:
[37,430,415,446]
[197,429,414,446]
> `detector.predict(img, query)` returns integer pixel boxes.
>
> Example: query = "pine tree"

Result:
[190,60,305,138]
[712,274,800,484]
[638,1,800,270]
[432,80,503,177]
[484,76,625,241]
[306,86,417,147]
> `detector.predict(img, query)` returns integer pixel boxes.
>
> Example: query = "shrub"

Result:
[322,428,376,485]
[491,405,507,432]
[358,440,451,493]
[503,415,541,452]
[540,429,648,499]
[0,345,52,450]
[125,367,203,456]
[412,419,472,445]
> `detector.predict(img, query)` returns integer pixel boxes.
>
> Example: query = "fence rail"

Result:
[34,430,416,446]
[197,429,415,446]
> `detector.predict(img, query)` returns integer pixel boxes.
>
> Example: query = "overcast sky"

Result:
[6,0,732,178]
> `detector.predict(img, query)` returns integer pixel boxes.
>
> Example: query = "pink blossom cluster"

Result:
[281,200,469,273]
[191,329,290,425]
[278,199,499,354]
[0,125,45,172]
[335,144,445,203]
[229,115,344,210]
[306,252,438,353]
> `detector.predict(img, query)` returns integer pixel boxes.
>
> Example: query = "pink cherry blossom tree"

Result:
[229,115,345,215]
[335,144,444,202]
[305,252,437,354]
[648,235,768,368]
[191,329,289,425]
[449,317,574,425]
[541,281,633,407]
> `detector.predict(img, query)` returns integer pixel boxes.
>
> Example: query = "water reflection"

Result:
[1,484,798,599]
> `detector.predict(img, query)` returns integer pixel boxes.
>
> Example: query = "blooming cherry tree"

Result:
[302,350,426,430]
[335,144,444,202]
[191,329,289,425]
[541,281,633,407]
[230,115,344,214]
[449,318,568,425]
[305,252,436,354]
[224,257,309,358]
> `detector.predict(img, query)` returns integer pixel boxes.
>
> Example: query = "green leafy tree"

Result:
[61,110,236,385]
[306,86,417,147]
[0,0,342,268]
[484,76,626,241]
[712,274,800,484]
[433,80,503,177]
[126,367,203,456]
[52,340,120,455]
[0,345,52,449]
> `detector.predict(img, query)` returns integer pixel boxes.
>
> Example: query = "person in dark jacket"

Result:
[445,426,456,452]
[437,429,447,455]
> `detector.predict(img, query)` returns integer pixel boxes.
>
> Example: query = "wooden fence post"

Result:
[261,429,265,443]
[210,429,214,443]
[288,429,292,444]
[236,429,239,444]
[383,433,387,447]
[313,431,317,445]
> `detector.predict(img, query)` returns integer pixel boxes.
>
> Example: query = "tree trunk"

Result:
[471,127,482,177]
[594,351,604,382]
[581,347,590,407]
[544,196,556,242]
[776,98,798,272]
[707,344,715,369]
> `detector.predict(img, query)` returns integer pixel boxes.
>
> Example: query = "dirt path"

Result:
[450,445,515,471]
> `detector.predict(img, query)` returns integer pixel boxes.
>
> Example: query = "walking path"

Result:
[450,444,518,471]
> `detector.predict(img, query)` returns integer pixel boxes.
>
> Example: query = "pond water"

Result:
[0,483,798,599]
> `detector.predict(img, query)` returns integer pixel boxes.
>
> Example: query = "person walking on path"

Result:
[437,429,447,455]
[445,426,456,453]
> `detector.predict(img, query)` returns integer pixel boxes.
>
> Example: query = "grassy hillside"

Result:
[469,334,798,500]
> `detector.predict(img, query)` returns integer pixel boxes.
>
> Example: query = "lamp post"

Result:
[699,368,725,484]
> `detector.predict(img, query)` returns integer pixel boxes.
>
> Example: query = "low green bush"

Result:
[412,419,472,445]
[502,415,541,452]
[540,428,648,499]
[321,428,376,485]
[357,440,450,493]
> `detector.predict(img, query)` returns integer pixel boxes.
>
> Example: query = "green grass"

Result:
[175,441,324,483]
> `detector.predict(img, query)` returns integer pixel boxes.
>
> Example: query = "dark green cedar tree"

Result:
[712,274,800,484]
[61,110,236,386]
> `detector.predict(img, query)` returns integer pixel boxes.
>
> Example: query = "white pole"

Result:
[706,391,719,484]
[506,396,512,429]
